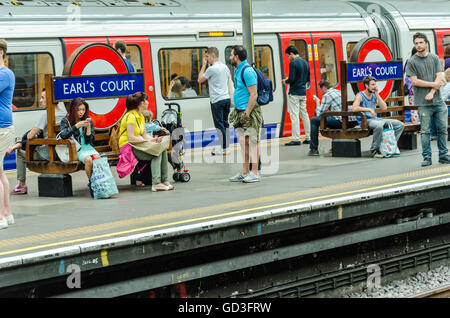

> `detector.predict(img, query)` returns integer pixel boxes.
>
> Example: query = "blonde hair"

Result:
[171,79,183,98]
[0,39,7,58]
[445,68,450,83]
[142,109,153,123]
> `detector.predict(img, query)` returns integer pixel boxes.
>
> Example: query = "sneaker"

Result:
[0,218,7,230]
[285,141,301,146]
[211,149,229,156]
[438,155,450,164]
[421,158,432,167]
[308,149,319,156]
[302,140,310,145]
[242,171,261,183]
[371,149,383,158]
[229,173,247,182]
[6,214,14,225]
[11,184,27,195]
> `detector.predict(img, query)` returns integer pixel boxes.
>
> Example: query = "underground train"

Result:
[1,0,449,167]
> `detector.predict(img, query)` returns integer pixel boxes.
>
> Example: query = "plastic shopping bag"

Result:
[380,123,400,158]
[91,157,119,199]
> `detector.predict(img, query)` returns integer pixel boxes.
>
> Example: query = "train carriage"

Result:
[1,0,449,169]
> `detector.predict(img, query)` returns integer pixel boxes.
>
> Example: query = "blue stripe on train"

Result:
[2,124,278,170]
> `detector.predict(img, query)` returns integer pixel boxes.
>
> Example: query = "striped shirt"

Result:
[315,88,356,122]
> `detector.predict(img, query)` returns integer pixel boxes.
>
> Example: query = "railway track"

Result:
[414,285,450,298]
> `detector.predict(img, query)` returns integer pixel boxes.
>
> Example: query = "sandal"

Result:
[151,184,168,192]
[163,181,174,190]
[11,184,27,195]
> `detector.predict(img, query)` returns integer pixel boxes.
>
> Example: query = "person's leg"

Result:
[309,116,321,150]
[222,99,231,150]
[434,102,449,159]
[159,150,169,183]
[239,134,250,175]
[15,149,27,188]
[287,94,301,141]
[0,168,11,220]
[84,156,94,181]
[418,106,432,160]
[210,101,226,151]
[368,119,384,151]
[430,116,437,138]
[298,96,310,141]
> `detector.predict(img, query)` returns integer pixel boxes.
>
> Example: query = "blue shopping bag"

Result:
[91,157,119,199]
[380,123,400,158]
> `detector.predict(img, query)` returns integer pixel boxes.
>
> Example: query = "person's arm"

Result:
[352,94,376,117]
[27,127,42,140]
[84,120,95,145]
[245,84,258,117]
[198,57,209,84]
[409,75,441,90]
[315,95,329,116]
[282,61,297,85]
[167,80,174,99]
[374,88,387,111]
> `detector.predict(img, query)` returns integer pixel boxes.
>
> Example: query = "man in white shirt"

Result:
[198,47,232,155]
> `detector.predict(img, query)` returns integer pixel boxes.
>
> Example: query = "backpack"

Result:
[240,64,273,106]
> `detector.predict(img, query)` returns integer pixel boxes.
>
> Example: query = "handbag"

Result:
[130,135,170,157]
[117,143,138,178]
[55,132,81,163]
[380,123,400,158]
[90,157,119,199]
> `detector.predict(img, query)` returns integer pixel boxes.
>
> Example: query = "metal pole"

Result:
[241,0,254,65]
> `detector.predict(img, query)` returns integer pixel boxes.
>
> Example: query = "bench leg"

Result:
[38,174,73,197]
[331,139,361,157]
[398,132,417,150]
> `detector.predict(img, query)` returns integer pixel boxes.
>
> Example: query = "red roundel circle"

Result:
[350,38,394,100]
[63,43,129,129]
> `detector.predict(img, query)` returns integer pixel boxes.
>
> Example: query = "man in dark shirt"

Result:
[282,46,311,145]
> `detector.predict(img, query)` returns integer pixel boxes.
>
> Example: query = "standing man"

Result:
[198,47,231,156]
[282,46,311,146]
[0,39,15,229]
[228,45,263,183]
[406,32,450,166]
[114,40,135,73]
[352,76,404,158]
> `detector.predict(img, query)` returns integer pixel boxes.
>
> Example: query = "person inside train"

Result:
[444,45,450,71]
[114,40,135,73]
[11,88,67,195]
[442,69,450,102]
[118,92,174,191]
[59,97,99,197]
[352,76,404,158]
[167,78,183,99]
[179,76,198,97]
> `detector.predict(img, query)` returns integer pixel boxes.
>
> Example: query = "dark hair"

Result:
[114,40,127,54]
[231,45,247,62]
[413,32,429,44]
[318,80,331,89]
[178,76,190,88]
[126,91,148,111]
[67,97,90,128]
[363,76,376,88]
[411,47,418,56]
[285,46,299,56]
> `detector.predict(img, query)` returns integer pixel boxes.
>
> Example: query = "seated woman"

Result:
[119,92,174,191]
[59,97,99,197]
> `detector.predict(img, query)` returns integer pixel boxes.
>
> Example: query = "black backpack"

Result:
[240,64,273,106]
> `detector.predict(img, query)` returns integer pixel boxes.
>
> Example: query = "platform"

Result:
[1,135,450,295]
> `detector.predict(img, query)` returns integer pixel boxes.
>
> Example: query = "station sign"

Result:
[53,73,144,102]
[61,43,141,129]
[349,37,398,100]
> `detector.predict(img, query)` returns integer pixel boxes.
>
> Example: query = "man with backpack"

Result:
[282,46,311,146]
[228,45,263,183]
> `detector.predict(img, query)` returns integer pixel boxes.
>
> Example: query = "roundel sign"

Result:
[62,43,131,129]
[349,37,396,100]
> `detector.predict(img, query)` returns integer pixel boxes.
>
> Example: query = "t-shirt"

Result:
[285,57,310,96]
[203,61,231,104]
[233,60,257,111]
[356,91,380,125]
[405,53,443,106]
[0,66,15,128]
[125,58,135,73]
[118,110,145,148]
[35,107,67,160]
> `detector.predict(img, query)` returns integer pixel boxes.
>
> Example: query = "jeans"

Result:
[288,94,310,141]
[310,116,342,150]
[210,98,231,150]
[418,103,449,159]
[367,119,404,151]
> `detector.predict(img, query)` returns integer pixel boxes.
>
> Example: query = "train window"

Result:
[224,45,276,91]
[159,47,207,99]
[126,44,143,72]
[443,35,450,65]
[288,40,308,61]
[317,39,338,87]
[346,42,357,62]
[6,53,54,111]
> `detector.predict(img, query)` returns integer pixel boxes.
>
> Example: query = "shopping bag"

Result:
[380,123,400,158]
[55,132,81,163]
[90,157,119,199]
[130,135,170,157]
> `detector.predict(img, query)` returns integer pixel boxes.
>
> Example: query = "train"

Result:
[1,0,449,168]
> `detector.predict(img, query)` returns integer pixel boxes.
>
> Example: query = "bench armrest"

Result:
[26,138,78,162]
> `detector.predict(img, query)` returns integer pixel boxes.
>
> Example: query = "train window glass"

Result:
[224,45,276,91]
[6,53,54,111]
[288,40,308,61]
[443,35,450,62]
[317,39,338,87]
[126,44,143,72]
[159,47,207,99]
[346,42,357,62]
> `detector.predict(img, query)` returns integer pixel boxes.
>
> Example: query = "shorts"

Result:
[0,126,15,169]
[229,105,263,143]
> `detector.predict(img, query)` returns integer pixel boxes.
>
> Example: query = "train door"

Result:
[279,33,317,138]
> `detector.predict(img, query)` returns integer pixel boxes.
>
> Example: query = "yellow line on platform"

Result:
[1,167,450,258]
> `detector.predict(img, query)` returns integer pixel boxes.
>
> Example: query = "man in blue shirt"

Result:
[228,45,263,183]
[114,40,135,73]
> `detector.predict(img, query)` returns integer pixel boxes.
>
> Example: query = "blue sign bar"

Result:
[53,73,144,102]
[347,61,403,83]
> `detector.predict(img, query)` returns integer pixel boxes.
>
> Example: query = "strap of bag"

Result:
[120,112,142,138]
